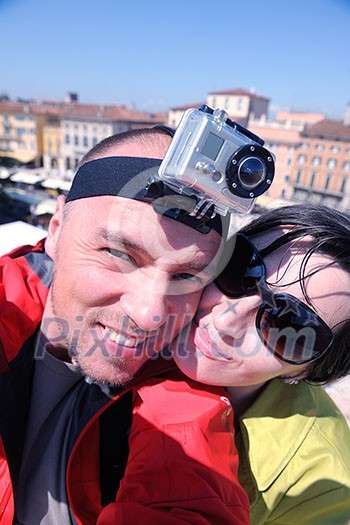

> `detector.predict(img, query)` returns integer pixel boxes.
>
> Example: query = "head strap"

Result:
[65,156,226,235]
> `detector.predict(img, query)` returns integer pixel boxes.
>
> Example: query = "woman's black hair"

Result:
[241,203,350,384]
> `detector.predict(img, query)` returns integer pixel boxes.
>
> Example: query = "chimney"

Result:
[65,92,79,103]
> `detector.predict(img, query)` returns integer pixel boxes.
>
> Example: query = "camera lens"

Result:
[238,157,266,189]
[226,144,275,199]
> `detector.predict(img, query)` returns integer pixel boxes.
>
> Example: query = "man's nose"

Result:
[121,270,170,332]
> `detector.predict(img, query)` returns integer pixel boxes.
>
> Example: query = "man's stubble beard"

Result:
[48,270,146,388]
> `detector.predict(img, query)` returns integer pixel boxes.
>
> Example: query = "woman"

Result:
[172,203,350,525]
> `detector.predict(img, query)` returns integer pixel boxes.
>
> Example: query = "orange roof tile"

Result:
[0,100,165,124]
[302,119,350,141]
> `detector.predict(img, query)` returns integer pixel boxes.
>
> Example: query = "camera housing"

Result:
[158,105,275,216]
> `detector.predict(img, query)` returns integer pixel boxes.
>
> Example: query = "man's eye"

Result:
[173,273,202,284]
[104,248,134,263]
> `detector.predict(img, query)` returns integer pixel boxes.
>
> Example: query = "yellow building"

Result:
[42,125,64,172]
[0,101,61,165]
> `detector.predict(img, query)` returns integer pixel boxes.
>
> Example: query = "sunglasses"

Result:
[215,233,334,365]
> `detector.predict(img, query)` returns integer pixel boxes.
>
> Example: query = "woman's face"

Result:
[172,230,350,388]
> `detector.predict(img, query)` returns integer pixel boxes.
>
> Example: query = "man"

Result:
[42,129,224,387]
[0,128,248,524]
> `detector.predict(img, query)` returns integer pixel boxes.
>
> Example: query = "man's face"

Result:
[43,144,222,386]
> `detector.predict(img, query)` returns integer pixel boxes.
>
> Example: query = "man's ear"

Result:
[45,195,66,260]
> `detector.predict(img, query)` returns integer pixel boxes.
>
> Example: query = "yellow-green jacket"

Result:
[237,379,350,525]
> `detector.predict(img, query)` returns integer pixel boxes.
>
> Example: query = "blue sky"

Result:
[1,0,349,118]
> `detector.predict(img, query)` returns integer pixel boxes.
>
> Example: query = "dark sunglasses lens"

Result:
[216,235,264,297]
[258,296,333,363]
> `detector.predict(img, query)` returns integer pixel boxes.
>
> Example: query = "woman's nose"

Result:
[199,283,261,336]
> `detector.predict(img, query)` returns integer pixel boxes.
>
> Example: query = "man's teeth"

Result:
[102,327,140,347]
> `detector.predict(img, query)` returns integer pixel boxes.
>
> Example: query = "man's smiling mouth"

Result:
[101,324,146,348]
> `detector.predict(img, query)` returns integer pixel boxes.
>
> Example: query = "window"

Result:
[301,142,309,149]
[224,98,229,110]
[330,145,340,153]
[296,169,302,183]
[327,158,337,169]
[92,137,98,146]
[15,115,25,121]
[298,154,307,164]
[287,158,292,166]
[324,175,331,190]
[83,136,88,147]
[288,145,296,151]
[315,143,324,151]
[66,157,71,170]
[310,172,317,188]
[284,174,290,182]
[312,156,321,166]
[74,135,79,146]
[343,161,350,171]
[340,177,347,193]
[65,134,70,144]
[212,98,216,107]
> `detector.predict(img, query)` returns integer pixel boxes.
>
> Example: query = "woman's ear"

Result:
[45,195,66,260]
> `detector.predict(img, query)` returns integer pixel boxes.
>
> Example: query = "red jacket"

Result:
[98,374,250,525]
[0,241,250,524]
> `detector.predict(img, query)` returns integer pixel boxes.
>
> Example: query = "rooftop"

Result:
[0,100,165,124]
[208,87,269,101]
[302,118,350,141]
[61,103,165,123]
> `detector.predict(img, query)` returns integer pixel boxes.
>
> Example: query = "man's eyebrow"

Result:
[95,227,148,255]
[95,227,213,275]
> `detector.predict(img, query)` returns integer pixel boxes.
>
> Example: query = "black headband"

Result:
[65,156,226,235]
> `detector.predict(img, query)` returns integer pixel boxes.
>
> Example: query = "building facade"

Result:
[167,88,270,128]
[42,125,64,173]
[249,111,325,201]
[0,99,165,176]
[207,88,269,126]
[58,104,165,175]
[0,101,61,166]
[291,118,350,209]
